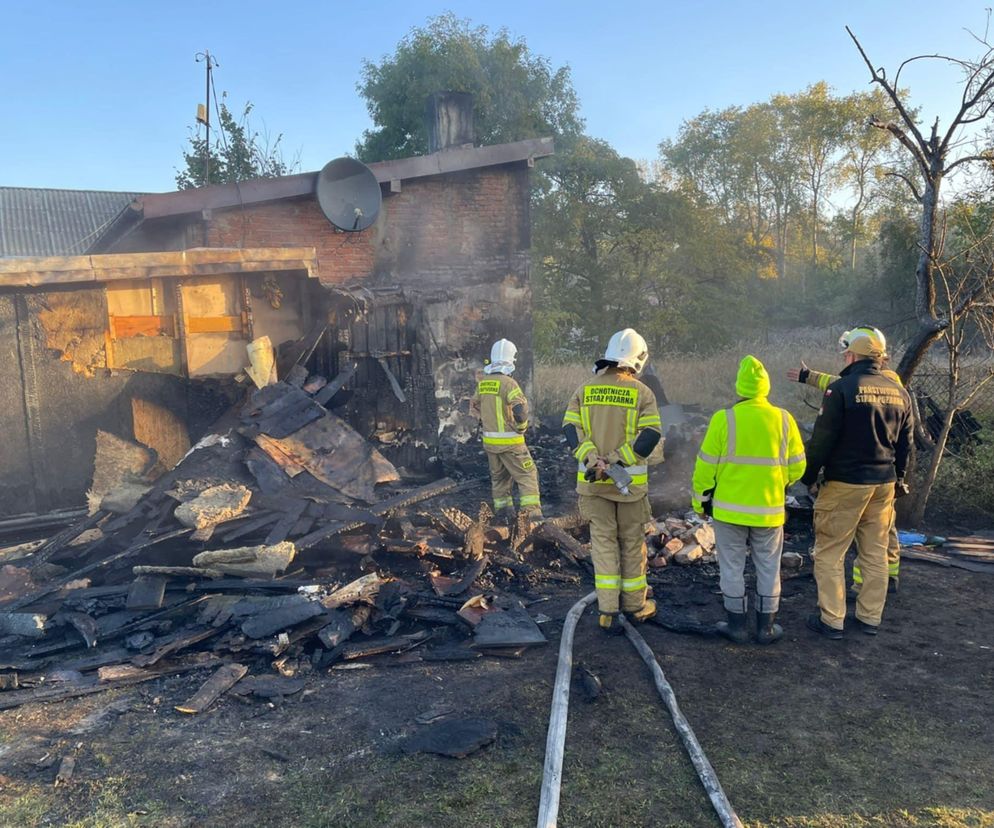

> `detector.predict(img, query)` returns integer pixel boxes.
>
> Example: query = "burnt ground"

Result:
[1,437,993,828]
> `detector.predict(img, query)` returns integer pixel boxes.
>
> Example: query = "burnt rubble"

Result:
[0,369,605,714]
[0,362,815,715]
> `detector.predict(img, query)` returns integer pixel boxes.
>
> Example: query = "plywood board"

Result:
[110,336,181,374]
[187,332,245,376]
[131,398,190,470]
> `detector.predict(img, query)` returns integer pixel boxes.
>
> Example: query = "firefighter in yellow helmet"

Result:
[787,326,908,594]
[692,355,806,644]
[801,325,913,639]
[562,329,662,634]
[470,339,542,521]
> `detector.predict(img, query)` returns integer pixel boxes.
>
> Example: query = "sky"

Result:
[2,0,991,193]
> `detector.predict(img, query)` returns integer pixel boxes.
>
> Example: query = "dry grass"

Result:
[533,344,841,424]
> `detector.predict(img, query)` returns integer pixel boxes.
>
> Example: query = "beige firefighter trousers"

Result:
[486,445,541,513]
[579,494,651,614]
[812,481,895,629]
[853,507,900,585]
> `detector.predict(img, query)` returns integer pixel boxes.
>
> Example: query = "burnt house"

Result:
[0,110,553,519]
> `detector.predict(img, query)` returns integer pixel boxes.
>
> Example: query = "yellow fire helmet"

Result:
[839,325,887,358]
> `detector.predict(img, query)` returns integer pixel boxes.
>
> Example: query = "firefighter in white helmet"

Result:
[562,329,662,633]
[470,339,542,520]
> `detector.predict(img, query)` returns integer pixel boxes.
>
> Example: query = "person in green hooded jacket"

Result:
[692,356,806,644]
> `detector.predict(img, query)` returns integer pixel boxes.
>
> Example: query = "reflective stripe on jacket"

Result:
[807,367,903,392]
[562,367,660,502]
[692,398,806,527]
[471,373,528,452]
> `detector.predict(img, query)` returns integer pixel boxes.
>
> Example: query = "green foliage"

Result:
[532,135,760,359]
[176,95,297,189]
[354,13,582,162]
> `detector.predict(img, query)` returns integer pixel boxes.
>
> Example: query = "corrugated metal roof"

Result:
[0,187,141,258]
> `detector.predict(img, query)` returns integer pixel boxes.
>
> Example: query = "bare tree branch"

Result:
[869,118,930,174]
[884,170,924,202]
[847,27,931,155]
[945,152,994,174]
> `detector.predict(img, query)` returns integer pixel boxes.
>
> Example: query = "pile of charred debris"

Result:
[0,367,619,715]
[0,353,772,718]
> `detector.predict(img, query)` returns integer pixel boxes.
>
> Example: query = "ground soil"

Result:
[1,439,992,828]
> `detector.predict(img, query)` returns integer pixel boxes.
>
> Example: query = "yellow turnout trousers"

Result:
[579,494,651,614]
[486,445,541,513]
[812,481,894,629]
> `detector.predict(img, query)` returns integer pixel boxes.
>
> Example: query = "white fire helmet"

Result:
[839,325,887,358]
[595,328,649,374]
[484,339,517,375]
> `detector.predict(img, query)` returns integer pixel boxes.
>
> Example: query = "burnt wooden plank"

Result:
[0,654,220,711]
[27,510,108,568]
[1,528,193,612]
[265,500,308,546]
[313,362,358,405]
[340,630,431,660]
[256,397,324,439]
[62,612,98,649]
[175,663,248,714]
[316,609,357,649]
[132,627,222,667]
[240,601,324,639]
[245,448,293,496]
[230,594,312,617]
[0,612,47,638]
[275,320,327,380]
[284,364,309,389]
[220,512,280,543]
[126,576,167,610]
[470,607,547,650]
[289,515,315,537]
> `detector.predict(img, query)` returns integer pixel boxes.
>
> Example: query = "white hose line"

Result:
[619,614,744,828]
[536,590,598,828]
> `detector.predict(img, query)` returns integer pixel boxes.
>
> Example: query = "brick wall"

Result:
[204,165,530,289]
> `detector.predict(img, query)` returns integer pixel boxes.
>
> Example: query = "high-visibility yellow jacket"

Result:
[806,367,903,391]
[562,367,660,502]
[692,398,806,527]
[471,372,529,453]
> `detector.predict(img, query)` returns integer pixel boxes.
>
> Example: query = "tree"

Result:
[906,198,994,524]
[847,25,994,382]
[836,89,900,270]
[176,95,298,189]
[789,82,846,269]
[354,13,582,162]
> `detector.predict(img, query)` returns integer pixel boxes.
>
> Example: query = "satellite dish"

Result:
[315,157,382,232]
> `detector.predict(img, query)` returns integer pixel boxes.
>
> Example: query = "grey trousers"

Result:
[712,520,784,614]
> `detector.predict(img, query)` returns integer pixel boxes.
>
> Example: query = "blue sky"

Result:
[1,0,989,192]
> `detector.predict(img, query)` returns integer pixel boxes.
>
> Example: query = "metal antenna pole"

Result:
[195,51,217,187]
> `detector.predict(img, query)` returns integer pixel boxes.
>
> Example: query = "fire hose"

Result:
[537,591,743,828]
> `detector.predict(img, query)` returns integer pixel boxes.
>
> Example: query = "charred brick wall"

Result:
[205,165,534,460]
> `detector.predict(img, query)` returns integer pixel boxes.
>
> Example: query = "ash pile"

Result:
[0,375,593,714]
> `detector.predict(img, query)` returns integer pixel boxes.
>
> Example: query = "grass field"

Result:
[532,344,841,423]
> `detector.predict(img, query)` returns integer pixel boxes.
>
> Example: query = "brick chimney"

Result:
[425,92,475,153]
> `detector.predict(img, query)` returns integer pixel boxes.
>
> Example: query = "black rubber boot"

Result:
[806,612,843,640]
[888,576,899,594]
[756,612,783,645]
[599,613,624,636]
[716,610,749,644]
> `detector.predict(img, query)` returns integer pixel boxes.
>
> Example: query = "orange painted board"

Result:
[186,316,242,334]
[111,315,176,338]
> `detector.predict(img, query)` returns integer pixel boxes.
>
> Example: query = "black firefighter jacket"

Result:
[800,359,913,487]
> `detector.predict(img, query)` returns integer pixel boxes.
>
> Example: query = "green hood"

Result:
[736,355,770,399]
